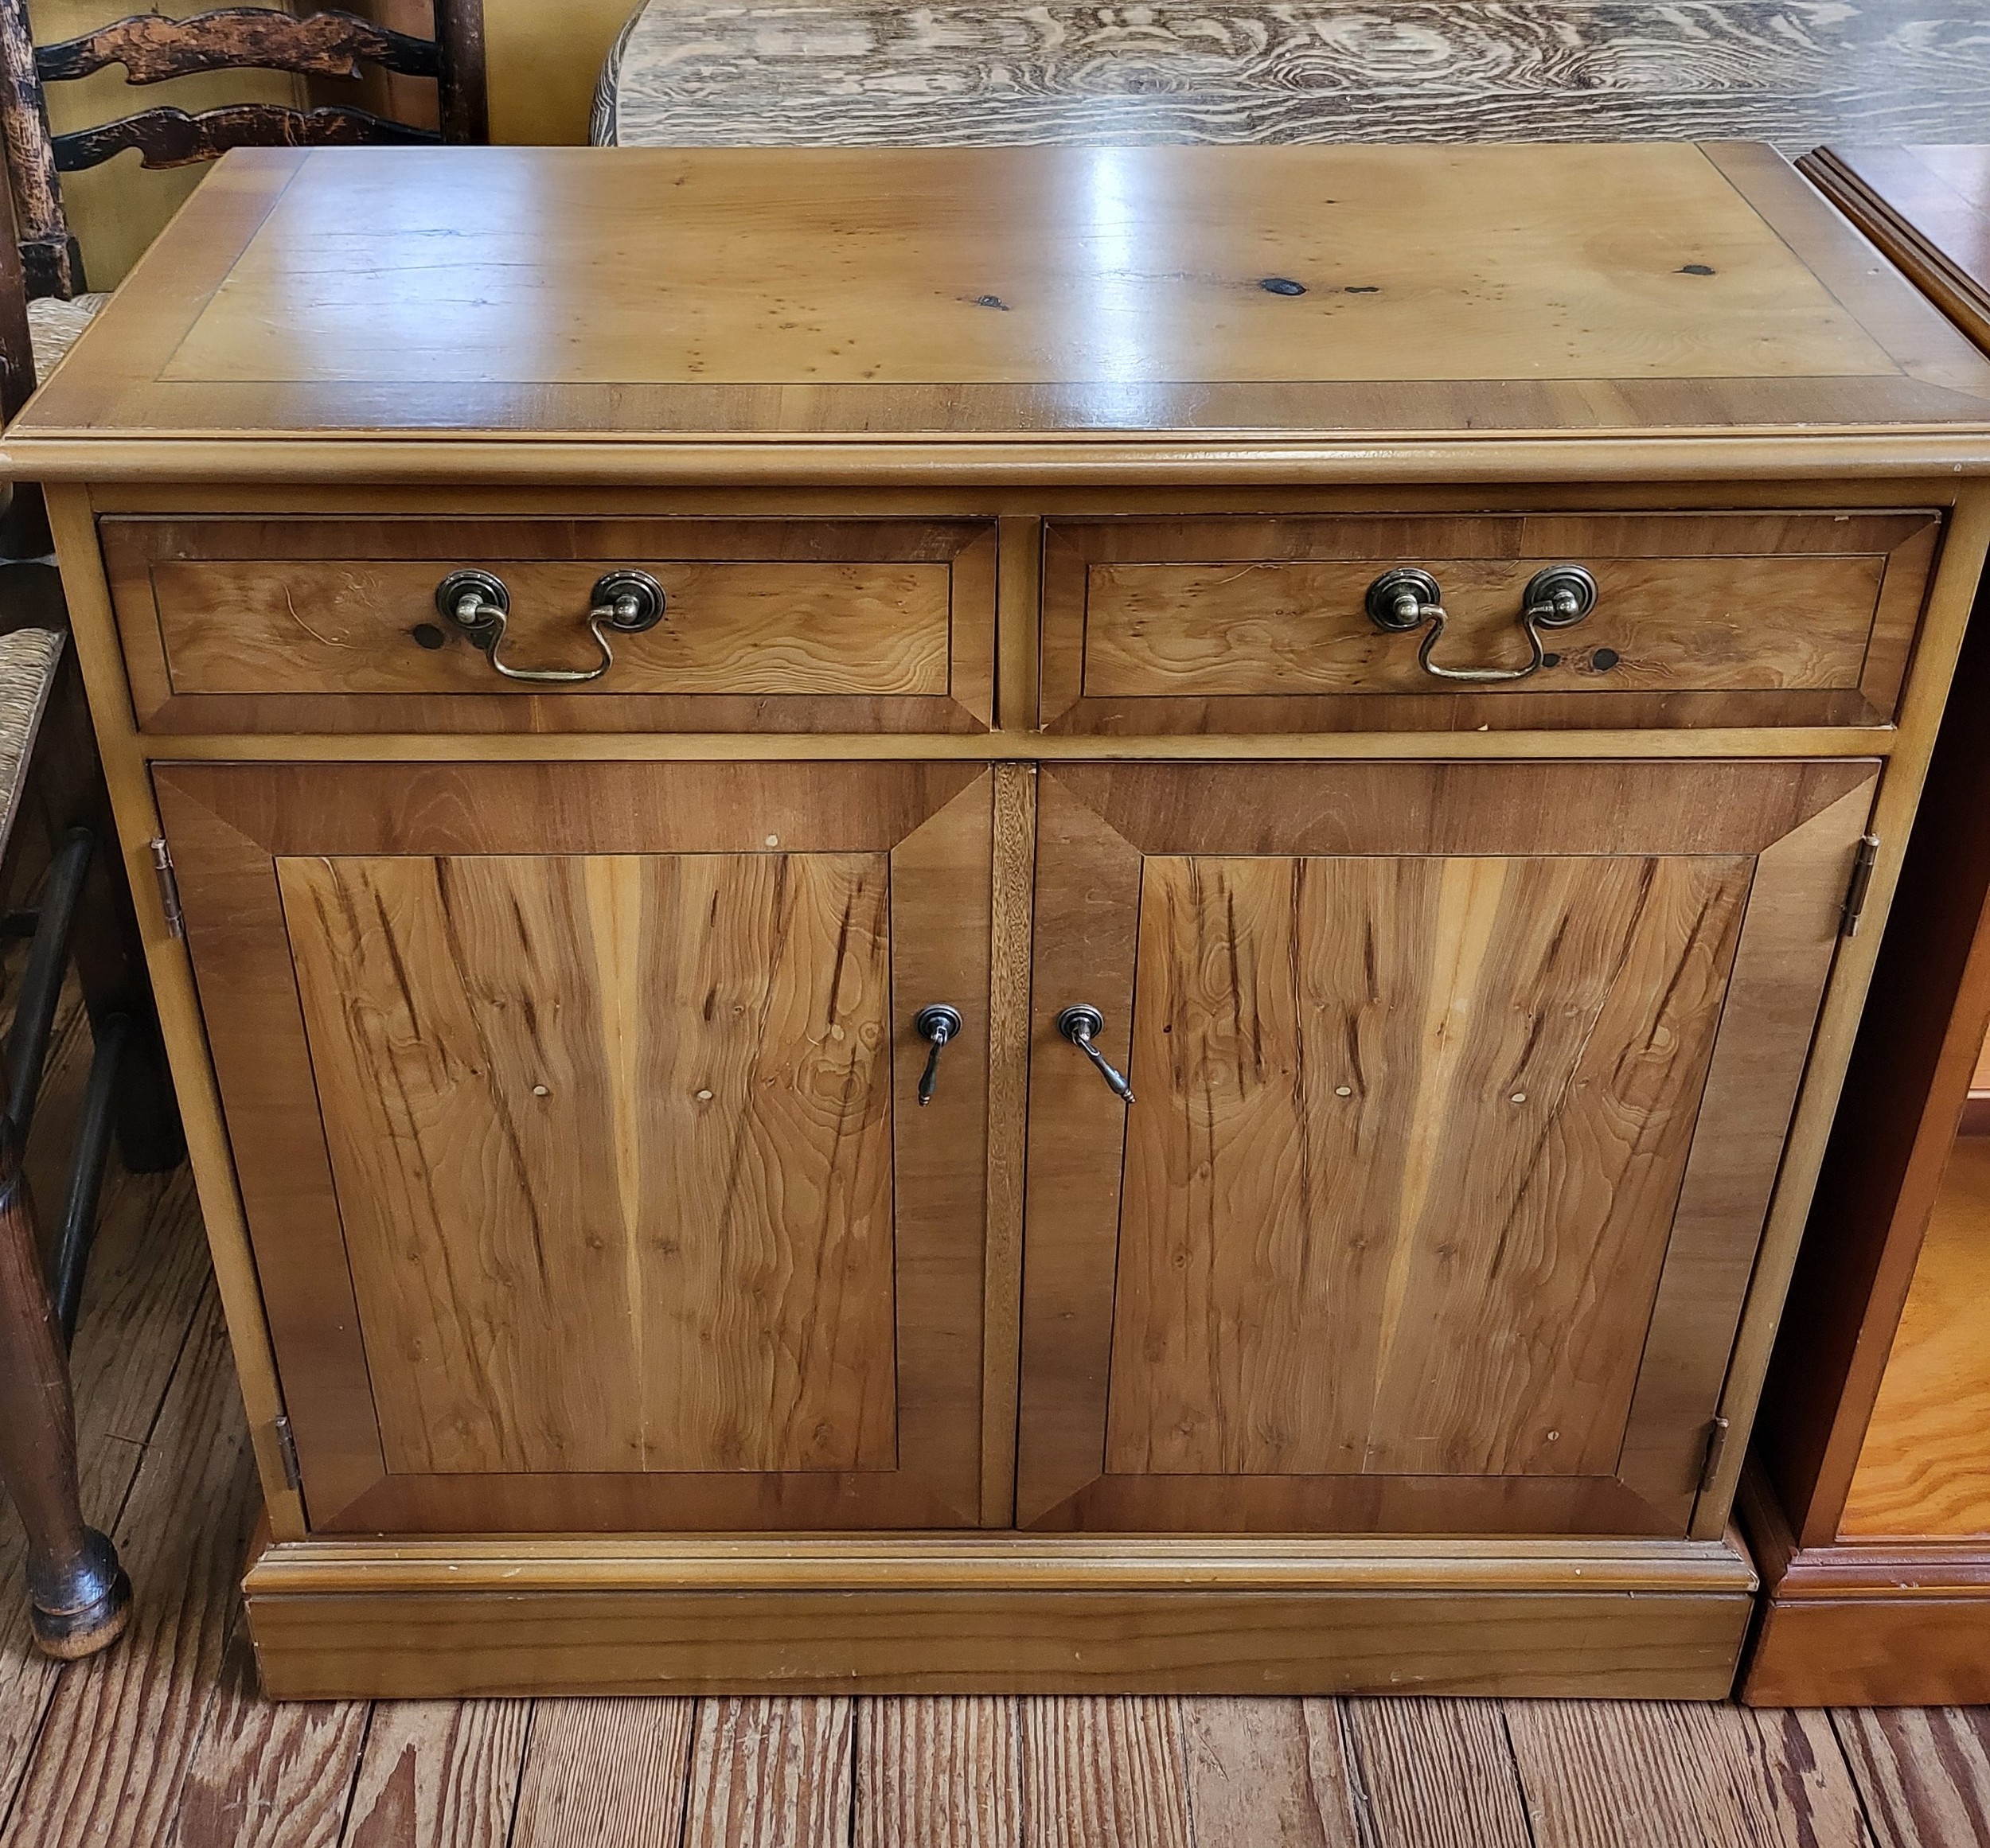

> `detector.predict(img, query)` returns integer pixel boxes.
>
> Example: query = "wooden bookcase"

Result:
[1742,145,1990,1706]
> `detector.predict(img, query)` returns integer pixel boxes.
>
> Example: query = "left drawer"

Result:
[103,515,997,735]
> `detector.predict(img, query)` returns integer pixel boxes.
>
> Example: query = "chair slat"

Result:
[53,102,440,173]
[36,7,442,87]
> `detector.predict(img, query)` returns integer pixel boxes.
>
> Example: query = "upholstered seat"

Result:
[25,293,106,385]
[0,625,64,841]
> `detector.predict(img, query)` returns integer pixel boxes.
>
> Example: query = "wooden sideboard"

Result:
[7,142,1990,1701]
[1741,143,1990,1708]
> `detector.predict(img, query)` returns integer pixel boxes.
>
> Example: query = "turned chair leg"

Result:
[0,1113,128,1657]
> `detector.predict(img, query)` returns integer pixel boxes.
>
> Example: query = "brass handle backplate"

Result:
[436,568,667,685]
[1365,565,1598,684]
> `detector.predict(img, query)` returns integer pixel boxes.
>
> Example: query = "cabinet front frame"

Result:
[43,475,1990,1554]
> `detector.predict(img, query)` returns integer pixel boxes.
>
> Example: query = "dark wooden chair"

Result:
[0,154,185,1659]
[0,1,487,300]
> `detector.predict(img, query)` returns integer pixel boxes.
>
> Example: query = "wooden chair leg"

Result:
[0,1116,128,1658]
[21,630,181,1174]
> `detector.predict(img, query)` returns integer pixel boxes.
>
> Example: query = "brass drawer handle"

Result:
[435,568,667,685]
[1365,565,1598,684]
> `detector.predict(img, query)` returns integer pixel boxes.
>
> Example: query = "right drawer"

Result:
[1040,510,1941,733]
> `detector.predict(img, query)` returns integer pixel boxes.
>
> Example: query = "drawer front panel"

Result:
[106,517,996,734]
[1042,511,1939,733]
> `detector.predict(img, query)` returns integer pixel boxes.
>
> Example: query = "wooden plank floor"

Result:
[4,992,1989,1847]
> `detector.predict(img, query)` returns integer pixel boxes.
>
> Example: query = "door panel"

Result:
[155,760,993,1533]
[279,850,898,1479]
[1017,760,1877,1536]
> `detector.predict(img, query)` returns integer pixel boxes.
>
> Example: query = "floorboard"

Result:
[1507,1700,1871,1846]
[162,1620,367,1848]
[1177,1698,1366,1847]
[512,1698,696,1848]
[338,1701,531,1848]
[1343,1699,1533,1848]
[0,1286,257,1848]
[683,1698,853,1848]
[853,1696,1020,1848]
[0,996,210,1820]
[1017,1696,1192,1848]
[1831,1708,1990,1848]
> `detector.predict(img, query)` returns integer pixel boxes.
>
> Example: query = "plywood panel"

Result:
[280,850,898,1479]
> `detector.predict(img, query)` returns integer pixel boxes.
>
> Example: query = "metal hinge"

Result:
[146,837,184,939]
[271,1414,302,1492]
[1840,834,1881,938]
[1697,1414,1731,1495]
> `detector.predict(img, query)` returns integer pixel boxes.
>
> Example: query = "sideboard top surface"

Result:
[10,140,1990,481]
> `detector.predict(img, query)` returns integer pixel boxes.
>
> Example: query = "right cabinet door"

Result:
[1016,759,1876,1535]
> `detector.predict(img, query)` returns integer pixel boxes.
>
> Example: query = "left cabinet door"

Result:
[155,760,996,1533]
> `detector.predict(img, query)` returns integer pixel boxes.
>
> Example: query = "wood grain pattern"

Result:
[1105,849,1748,1482]
[280,848,899,1479]
[1019,759,1868,1536]
[1344,1698,1532,1846]
[102,515,996,736]
[1046,510,1937,733]
[978,763,1034,1526]
[854,1698,1020,1848]
[0,1289,257,1848]
[685,1699,853,1848]
[11,142,1990,478]
[0,1010,211,1811]
[1839,1134,1990,1538]
[511,1700,696,1848]
[1018,1698,1190,1848]
[1504,1701,1867,1847]
[155,759,993,1533]
[1832,1706,1990,1848]
[162,1625,368,1848]
[1176,1698,1364,1846]
[37,8,443,84]
[602,0,1990,154]
[339,1700,531,1848]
